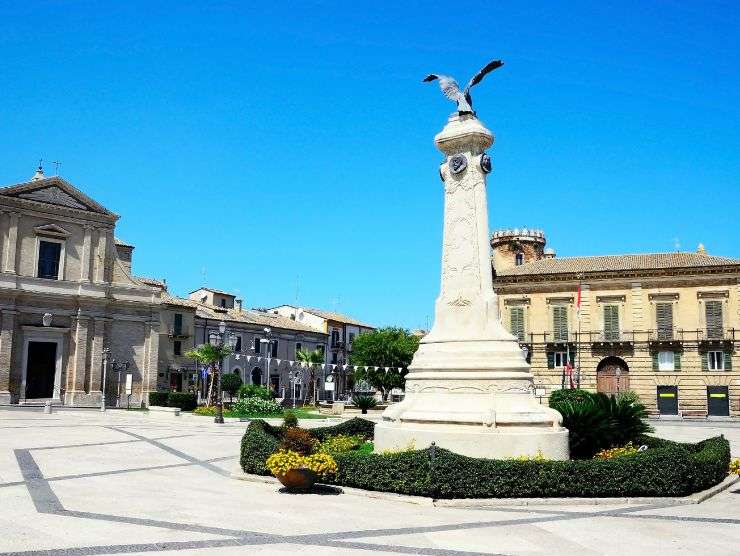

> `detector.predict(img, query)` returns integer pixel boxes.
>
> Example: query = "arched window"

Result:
[251,367,262,386]
[515,252,524,266]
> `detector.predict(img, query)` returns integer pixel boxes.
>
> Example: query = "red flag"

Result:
[565,361,575,389]
[576,284,582,320]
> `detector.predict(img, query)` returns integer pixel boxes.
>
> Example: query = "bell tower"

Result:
[491,228,546,274]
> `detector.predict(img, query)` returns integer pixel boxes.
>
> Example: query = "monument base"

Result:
[374,419,569,460]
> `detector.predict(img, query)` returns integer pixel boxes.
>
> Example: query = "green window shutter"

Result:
[604,305,620,340]
[509,307,525,342]
[674,352,681,370]
[725,352,733,371]
[705,301,723,338]
[656,303,673,339]
[652,352,659,371]
[546,351,555,369]
[701,352,708,371]
[568,345,577,363]
[553,306,568,342]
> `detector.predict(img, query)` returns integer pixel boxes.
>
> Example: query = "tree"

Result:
[349,327,419,401]
[221,372,243,402]
[295,348,325,405]
[185,343,232,406]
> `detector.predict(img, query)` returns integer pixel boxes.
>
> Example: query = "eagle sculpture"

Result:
[423,59,504,115]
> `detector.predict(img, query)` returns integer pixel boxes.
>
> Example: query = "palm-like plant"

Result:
[295,348,325,405]
[185,343,232,406]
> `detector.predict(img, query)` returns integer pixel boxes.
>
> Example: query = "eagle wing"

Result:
[423,74,461,101]
[464,60,504,93]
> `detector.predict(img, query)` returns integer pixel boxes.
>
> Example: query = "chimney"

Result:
[235,298,243,312]
[544,247,556,259]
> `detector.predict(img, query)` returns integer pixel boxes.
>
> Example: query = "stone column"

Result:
[88,317,108,397]
[3,212,20,274]
[0,310,17,404]
[66,311,90,405]
[142,319,160,406]
[374,113,568,459]
[93,228,109,283]
[80,225,94,282]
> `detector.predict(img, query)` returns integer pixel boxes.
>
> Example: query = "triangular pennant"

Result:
[276,359,281,365]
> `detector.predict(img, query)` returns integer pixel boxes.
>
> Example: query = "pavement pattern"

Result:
[0,408,739,556]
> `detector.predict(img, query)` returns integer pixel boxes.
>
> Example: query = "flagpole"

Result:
[576,278,582,389]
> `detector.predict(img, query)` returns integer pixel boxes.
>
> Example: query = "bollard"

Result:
[43,401,52,414]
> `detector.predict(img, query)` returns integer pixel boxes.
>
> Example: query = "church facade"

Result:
[492,229,740,418]
[0,167,164,406]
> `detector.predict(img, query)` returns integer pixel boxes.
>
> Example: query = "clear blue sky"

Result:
[1,1,738,329]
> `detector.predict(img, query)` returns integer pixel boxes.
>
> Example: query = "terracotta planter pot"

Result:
[276,468,317,492]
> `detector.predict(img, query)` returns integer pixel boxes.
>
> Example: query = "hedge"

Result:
[148,392,168,407]
[166,392,197,411]
[239,419,730,499]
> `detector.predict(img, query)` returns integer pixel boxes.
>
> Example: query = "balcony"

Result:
[330,340,345,349]
[589,330,635,347]
[648,328,683,348]
[168,326,191,339]
[699,327,736,349]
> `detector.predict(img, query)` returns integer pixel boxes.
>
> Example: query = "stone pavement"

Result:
[1,408,739,556]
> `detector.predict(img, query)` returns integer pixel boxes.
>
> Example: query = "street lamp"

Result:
[209,320,237,424]
[290,368,303,409]
[101,348,129,412]
[258,327,277,395]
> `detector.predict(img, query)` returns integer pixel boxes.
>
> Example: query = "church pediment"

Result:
[0,177,115,217]
[33,223,72,238]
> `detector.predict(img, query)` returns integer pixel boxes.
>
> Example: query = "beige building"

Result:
[492,229,740,418]
[0,167,166,407]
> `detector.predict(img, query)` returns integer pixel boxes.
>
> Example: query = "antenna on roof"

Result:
[51,161,62,175]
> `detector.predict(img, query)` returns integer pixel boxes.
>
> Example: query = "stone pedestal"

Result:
[374,114,568,460]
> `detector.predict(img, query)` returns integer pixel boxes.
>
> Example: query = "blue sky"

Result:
[1,1,738,329]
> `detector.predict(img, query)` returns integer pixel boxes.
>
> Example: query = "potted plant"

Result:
[266,450,337,491]
[353,394,378,414]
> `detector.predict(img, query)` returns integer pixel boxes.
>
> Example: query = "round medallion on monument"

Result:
[480,153,492,173]
[448,154,467,174]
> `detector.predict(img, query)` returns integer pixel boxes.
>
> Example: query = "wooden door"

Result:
[596,362,629,395]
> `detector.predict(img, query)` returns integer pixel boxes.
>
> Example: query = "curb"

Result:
[231,470,739,507]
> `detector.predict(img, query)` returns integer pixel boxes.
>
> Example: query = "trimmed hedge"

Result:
[166,392,197,411]
[148,392,168,407]
[239,419,731,499]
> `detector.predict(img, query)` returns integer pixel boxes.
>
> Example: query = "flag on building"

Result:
[576,283,582,320]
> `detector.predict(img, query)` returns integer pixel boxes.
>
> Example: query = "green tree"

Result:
[349,327,419,401]
[221,372,243,402]
[296,348,325,405]
[185,343,232,406]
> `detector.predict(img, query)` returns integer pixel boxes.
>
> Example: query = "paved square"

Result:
[1,409,739,555]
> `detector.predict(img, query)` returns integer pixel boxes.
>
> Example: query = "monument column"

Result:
[375,113,568,459]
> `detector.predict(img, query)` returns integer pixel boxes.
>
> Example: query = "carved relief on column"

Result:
[3,212,20,274]
[80,225,94,282]
[69,310,90,394]
[88,317,109,392]
[0,310,18,403]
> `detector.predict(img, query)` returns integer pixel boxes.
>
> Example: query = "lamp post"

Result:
[290,368,304,409]
[258,327,276,395]
[209,320,237,424]
[101,348,129,412]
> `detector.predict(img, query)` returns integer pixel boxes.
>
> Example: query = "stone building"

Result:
[492,229,740,417]
[0,168,165,406]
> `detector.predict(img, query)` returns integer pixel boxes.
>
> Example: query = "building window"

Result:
[234,335,242,352]
[174,341,182,356]
[509,307,525,342]
[253,337,261,354]
[603,305,620,341]
[553,351,568,367]
[552,306,568,342]
[348,332,355,344]
[271,340,278,358]
[657,351,674,371]
[705,301,723,339]
[201,295,207,303]
[220,298,226,308]
[317,345,325,357]
[331,330,340,347]
[655,303,673,340]
[332,352,338,364]
[295,342,302,357]
[515,253,524,266]
[37,240,62,279]
[173,313,183,335]
[708,351,724,371]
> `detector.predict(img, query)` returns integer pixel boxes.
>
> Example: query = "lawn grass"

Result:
[193,406,328,420]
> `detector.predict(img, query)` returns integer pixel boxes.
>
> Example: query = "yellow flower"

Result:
[729,458,740,475]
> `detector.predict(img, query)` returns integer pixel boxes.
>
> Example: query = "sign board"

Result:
[534,387,547,398]
[324,382,335,391]
[125,373,133,395]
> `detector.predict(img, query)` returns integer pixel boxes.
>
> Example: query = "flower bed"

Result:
[239,418,731,499]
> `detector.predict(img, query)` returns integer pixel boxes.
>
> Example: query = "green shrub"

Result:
[232,396,282,415]
[548,388,590,408]
[317,434,365,455]
[238,384,273,400]
[148,392,168,407]
[594,392,653,447]
[239,420,731,498]
[221,373,243,400]
[353,394,378,414]
[167,392,197,411]
[283,410,298,428]
[193,406,217,416]
[310,417,376,442]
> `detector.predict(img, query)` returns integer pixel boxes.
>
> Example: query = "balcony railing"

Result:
[331,340,345,349]
[168,326,191,338]
[518,328,737,345]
